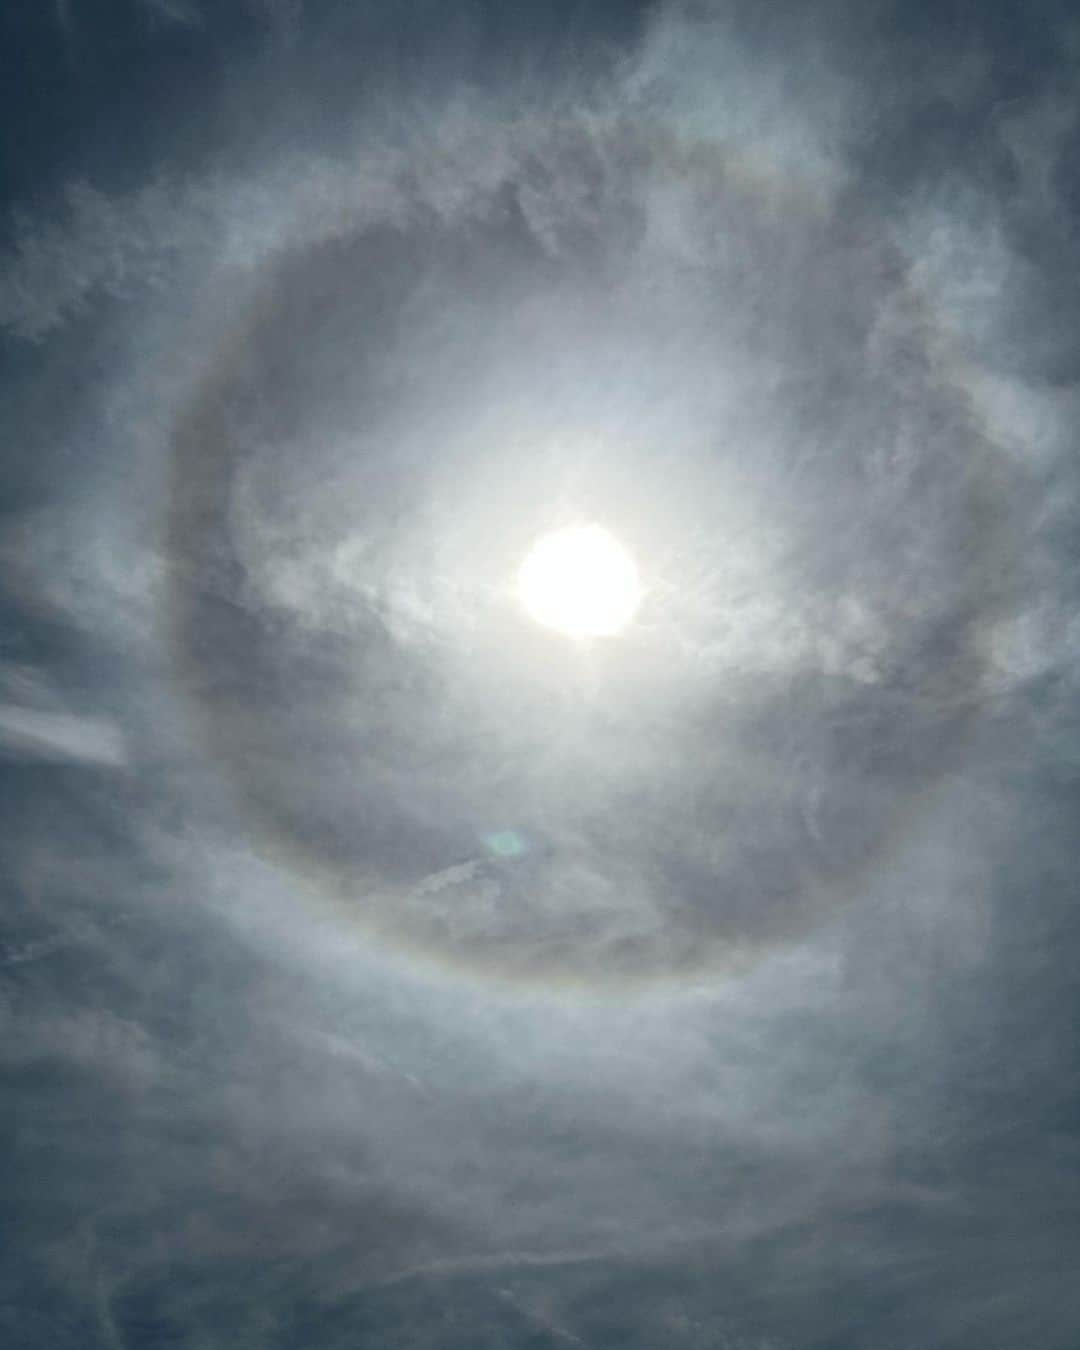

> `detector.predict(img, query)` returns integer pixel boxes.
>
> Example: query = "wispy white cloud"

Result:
[0,704,126,765]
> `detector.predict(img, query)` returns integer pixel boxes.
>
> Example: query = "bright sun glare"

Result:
[517,523,641,639]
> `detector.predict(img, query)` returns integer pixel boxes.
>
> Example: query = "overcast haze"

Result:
[3,2,1080,1347]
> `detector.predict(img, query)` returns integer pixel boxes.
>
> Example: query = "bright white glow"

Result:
[517,524,641,639]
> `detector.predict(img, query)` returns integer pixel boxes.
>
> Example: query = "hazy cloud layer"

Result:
[2,2,1080,1347]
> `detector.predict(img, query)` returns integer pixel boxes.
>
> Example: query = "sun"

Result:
[517,523,641,639]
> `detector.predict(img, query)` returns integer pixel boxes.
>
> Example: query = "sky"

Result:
[2,1,1080,1346]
